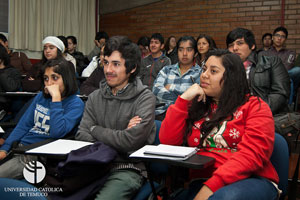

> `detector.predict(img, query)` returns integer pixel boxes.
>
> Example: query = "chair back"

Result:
[270,133,289,199]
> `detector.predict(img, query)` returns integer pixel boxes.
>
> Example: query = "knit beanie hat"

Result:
[42,36,65,52]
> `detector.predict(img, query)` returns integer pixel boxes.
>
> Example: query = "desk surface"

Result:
[131,153,215,169]
[0,92,38,97]
[13,139,55,154]
[0,92,88,101]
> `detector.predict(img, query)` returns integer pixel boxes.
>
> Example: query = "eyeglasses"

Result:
[274,34,286,39]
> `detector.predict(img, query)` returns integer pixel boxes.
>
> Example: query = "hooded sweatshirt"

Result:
[76,78,156,160]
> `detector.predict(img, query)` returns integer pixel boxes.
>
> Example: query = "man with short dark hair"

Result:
[153,36,202,120]
[140,33,171,89]
[76,36,156,199]
[0,33,32,75]
[86,31,109,62]
[226,28,290,114]
[257,33,272,52]
[262,26,300,91]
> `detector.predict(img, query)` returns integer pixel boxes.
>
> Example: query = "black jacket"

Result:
[0,66,22,106]
[248,52,290,114]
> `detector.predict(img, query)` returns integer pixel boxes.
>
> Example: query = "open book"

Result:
[130,144,198,160]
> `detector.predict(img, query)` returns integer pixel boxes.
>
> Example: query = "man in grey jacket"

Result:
[76,36,156,199]
[139,33,171,89]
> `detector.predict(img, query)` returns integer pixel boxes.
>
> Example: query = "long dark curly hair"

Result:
[185,49,250,147]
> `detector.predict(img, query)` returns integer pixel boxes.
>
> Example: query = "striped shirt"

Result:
[152,63,202,115]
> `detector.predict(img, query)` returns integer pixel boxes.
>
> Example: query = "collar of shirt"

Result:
[105,82,130,96]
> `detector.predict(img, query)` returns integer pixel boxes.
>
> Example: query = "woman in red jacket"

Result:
[159,49,279,200]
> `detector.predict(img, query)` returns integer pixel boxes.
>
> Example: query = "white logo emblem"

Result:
[23,161,46,184]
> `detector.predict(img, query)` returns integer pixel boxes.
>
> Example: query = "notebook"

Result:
[130,144,198,160]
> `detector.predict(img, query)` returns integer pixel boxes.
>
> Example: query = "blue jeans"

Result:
[289,66,300,90]
[184,177,278,200]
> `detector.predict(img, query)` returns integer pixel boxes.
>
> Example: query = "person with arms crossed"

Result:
[75,36,156,200]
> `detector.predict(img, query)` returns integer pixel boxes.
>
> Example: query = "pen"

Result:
[190,76,195,84]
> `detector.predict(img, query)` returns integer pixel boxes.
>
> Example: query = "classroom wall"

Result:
[99,0,300,54]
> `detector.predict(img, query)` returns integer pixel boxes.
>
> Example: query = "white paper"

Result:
[26,139,93,155]
[130,145,197,161]
[0,126,4,133]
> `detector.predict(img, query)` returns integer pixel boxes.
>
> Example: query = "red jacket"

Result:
[159,96,279,192]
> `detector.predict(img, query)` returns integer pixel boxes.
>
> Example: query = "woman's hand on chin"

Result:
[181,83,206,102]
[45,85,62,102]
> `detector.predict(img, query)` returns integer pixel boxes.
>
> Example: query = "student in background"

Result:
[160,49,279,200]
[81,45,105,78]
[57,35,77,73]
[67,35,87,76]
[0,44,22,121]
[22,36,65,92]
[137,36,151,58]
[195,34,217,68]
[80,60,105,95]
[165,36,178,64]
[140,33,171,89]
[86,31,109,62]
[261,26,300,92]
[0,58,84,179]
[257,33,273,53]
[153,36,201,120]
[226,28,290,114]
[0,33,32,75]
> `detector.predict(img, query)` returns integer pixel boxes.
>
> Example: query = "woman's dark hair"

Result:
[196,34,217,62]
[137,36,150,48]
[104,36,141,82]
[185,49,250,147]
[67,36,77,45]
[0,44,9,66]
[41,58,78,98]
[165,36,176,52]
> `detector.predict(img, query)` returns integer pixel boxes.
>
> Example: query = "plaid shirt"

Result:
[152,63,202,115]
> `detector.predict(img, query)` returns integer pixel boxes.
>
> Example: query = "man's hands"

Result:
[180,83,206,102]
[127,116,142,129]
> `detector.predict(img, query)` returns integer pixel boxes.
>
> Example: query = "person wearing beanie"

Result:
[22,36,65,92]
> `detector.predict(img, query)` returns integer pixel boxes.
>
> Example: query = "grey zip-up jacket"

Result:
[76,78,156,160]
[139,54,171,89]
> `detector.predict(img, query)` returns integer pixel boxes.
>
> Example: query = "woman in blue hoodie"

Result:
[0,58,84,179]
